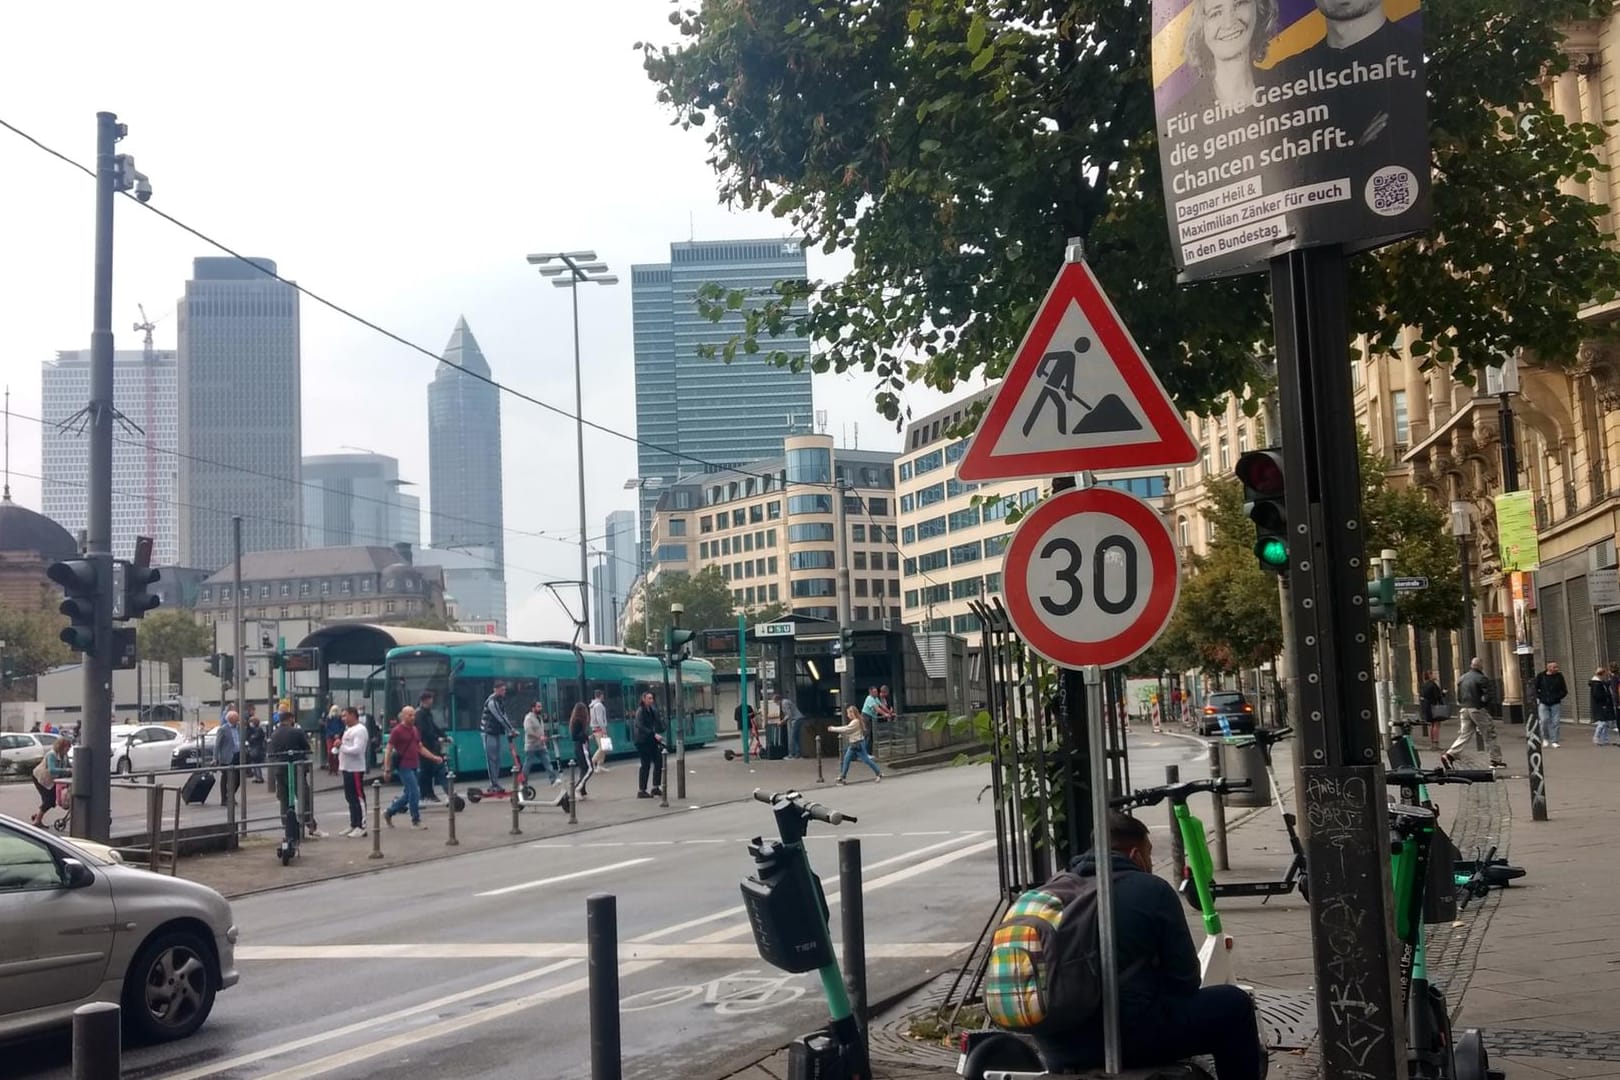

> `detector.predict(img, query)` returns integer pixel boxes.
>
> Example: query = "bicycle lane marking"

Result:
[199,833,993,1079]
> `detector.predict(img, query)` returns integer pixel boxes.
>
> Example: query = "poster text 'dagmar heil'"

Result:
[1153,0,1432,281]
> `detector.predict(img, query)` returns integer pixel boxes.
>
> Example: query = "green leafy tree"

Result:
[135,609,213,674]
[624,568,740,654]
[643,1,1620,419]
[0,588,73,687]
[1358,438,1465,633]
[1171,480,1285,674]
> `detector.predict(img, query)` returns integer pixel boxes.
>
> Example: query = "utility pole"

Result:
[833,477,855,708]
[232,516,247,833]
[1450,501,1478,670]
[1495,374,1549,820]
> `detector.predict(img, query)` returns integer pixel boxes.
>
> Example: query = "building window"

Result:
[985,533,1012,557]
[257,584,270,600]
[386,600,396,614]
[658,544,689,562]
[854,551,868,570]
[949,541,982,565]
[340,578,353,595]
[855,579,869,597]
[744,532,755,553]
[1392,389,1410,444]
[669,518,688,537]
[945,440,968,463]
[851,524,866,542]
[732,509,746,527]
[1218,435,1229,470]
[1238,426,1250,454]
[700,515,713,533]
[786,446,833,485]
[916,484,946,508]
[917,550,948,572]
[767,500,781,519]
[1201,443,1211,474]
[749,504,764,524]
[917,516,947,540]
[948,507,980,531]
[788,523,836,543]
[345,603,355,616]
[985,572,1002,593]
[769,584,780,601]
[790,577,838,598]
[901,526,916,545]
[904,589,919,609]
[946,478,978,498]
[280,606,290,618]
[360,578,372,593]
[867,498,889,515]
[1178,516,1190,547]
[789,550,836,571]
[300,582,312,597]
[898,461,913,481]
[913,449,944,475]
[788,494,832,515]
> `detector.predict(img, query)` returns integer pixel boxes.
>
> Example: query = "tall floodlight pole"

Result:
[528,251,618,644]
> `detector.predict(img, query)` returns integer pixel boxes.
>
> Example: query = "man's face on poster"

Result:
[1316,0,1382,21]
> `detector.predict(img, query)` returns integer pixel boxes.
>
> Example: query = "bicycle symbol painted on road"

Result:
[619,969,807,1015]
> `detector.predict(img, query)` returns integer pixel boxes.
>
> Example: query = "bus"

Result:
[382,640,716,778]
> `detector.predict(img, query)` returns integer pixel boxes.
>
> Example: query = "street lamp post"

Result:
[527,250,618,645]
[1450,500,1478,673]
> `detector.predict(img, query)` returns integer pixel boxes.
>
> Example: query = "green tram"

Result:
[383,641,716,779]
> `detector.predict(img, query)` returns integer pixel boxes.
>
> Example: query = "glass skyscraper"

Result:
[302,453,420,550]
[177,257,301,571]
[631,238,813,563]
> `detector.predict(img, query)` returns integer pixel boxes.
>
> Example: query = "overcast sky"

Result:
[0,2,975,639]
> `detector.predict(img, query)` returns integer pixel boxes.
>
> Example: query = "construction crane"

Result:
[133,305,158,546]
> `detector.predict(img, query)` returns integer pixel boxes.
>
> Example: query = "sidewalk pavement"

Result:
[11,741,892,899]
[721,721,1620,1080]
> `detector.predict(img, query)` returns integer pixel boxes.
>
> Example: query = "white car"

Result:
[0,814,238,1043]
[70,724,182,775]
[0,732,52,775]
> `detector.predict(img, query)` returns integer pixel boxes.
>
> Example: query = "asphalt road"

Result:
[10,738,1206,1080]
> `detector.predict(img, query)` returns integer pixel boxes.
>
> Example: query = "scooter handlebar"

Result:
[1386,767,1491,787]
[1110,776,1253,809]
[751,788,857,826]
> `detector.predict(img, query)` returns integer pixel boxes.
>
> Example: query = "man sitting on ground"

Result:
[1036,811,1267,1079]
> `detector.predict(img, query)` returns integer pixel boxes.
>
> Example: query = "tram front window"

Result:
[388,656,451,720]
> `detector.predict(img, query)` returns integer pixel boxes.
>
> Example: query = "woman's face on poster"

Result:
[1201,0,1257,64]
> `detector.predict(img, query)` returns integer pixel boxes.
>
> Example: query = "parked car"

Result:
[171,730,218,770]
[68,725,182,776]
[0,732,52,775]
[1198,691,1257,735]
[0,813,238,1043]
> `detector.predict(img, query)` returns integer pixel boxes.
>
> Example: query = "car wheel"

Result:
[116,756,132,776]
[122,928,217,1043]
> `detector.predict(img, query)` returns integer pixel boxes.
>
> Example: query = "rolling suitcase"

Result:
[765,722,788,761]
[182,771,216,805]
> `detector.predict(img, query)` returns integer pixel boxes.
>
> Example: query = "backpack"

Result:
[983,870,1145,1034]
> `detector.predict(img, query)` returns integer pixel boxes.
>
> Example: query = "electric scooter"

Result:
[742,788,869,1080]
[274,747,307,867]
[1388,720,1525,895]
[1193,727,1307,905]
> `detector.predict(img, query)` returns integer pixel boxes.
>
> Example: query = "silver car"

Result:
[0,814,238,1043]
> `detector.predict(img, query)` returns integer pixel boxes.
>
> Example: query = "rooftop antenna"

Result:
[3,386,10,503]
[853,422,860,450]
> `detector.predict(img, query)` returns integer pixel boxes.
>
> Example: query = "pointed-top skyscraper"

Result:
[427,317,506,631]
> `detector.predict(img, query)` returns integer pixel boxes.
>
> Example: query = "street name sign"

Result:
[1393,576,1429,592]
[755,622,796,638]
[1001,486,1180,669]
[955,260,1197,483]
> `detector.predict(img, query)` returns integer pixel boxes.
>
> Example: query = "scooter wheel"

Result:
[466,789,482,804]
[451,794,467,813]
[522,785,537,802]
[724,748,737,761]
[1454,1028,1490,1080]
[280,847,292,866]
[1482,864,1525,886]
[960,1033,1043,1080]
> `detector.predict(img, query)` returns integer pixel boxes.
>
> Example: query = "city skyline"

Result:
[302,452,421,551]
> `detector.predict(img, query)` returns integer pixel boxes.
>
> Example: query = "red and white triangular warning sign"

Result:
[956,260,1197,482]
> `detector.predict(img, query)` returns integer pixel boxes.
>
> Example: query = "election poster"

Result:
[1152,0,1432,281]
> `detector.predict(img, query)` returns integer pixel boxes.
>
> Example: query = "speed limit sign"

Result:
[1002,487,1180,669]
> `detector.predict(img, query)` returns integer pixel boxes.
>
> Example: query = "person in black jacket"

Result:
[1034,812,1265,1079]
[1589,667,1616,747]
[415,690,447,803]
[1531,661,1568,748]
[1418,671,1446,750]
[567,702,595,798]
[633,691,666,799]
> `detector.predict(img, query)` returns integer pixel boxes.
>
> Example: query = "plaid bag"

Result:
[983,870,1144,1034]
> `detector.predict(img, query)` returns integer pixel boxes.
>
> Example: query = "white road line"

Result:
[151,960,580,1080]
[248,962,661,1080]
[238,941,973,962]
[626,831,986,944]
[474,857,654,897]
[901,830,952,836]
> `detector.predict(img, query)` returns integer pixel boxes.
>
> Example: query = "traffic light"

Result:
[665,626,696,664]
[205,652,235,688]
[47,558,99,655]
[1367,575,1397,623]
[121,535,161,620]
[1234,449,1288,574]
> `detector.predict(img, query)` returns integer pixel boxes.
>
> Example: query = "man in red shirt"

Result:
[383,706,441,829]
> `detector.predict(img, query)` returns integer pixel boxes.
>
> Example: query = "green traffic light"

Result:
[1256,537,1288,569]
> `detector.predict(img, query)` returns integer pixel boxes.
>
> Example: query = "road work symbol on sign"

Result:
[956,260,1196,483]
[1002,486,1180,670]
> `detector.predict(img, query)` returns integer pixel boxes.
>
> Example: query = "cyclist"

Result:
[1034,812,1266,1079]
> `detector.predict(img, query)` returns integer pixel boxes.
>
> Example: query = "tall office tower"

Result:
[602,508,636,644]
[631,238,813,565]
[177,257,302,570]
[302,453,421,549]
[42,348,180,565]
[427,316,504,614]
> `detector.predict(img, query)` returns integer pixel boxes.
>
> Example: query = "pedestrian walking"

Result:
[267,710,307,822]
[324,706,343,775]
[481,681,515,792]
[568,701,594,798]
[245,712,267,783]
[1531,661,1568,747]
[415,690,448,802]
[384,706,439,829]
[1444,657,1505,768]
[215,711,242,807]
[523,701,561,785]
[831,705,882,785]
[634,691,666,798]
[777,690,806,758]
[337,706,369,837]
[1591,666,1617,747]
[589,688,612,773]
[1418,671,1446,750]
[29,736,71,826]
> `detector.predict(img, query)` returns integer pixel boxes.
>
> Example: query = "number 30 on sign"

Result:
[1002,487,1180,670]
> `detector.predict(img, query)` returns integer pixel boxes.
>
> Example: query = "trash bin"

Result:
[1218,735,1271,808]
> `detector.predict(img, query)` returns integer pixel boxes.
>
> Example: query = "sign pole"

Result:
[1083,664,1122,1074]
[1496,397,1549,820]
[1272,245,1404,1078]
[738,613,749,764]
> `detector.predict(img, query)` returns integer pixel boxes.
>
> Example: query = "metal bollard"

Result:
[587,893,622,1080]
[72,1001,120,1079]
[839,837,868,1052]
[146,783,163,872]
[1206,743,1230,872]
[369,780,384,860]
[1165,764,1185,881]
[659,744,670,808]
[568,760,579,825]
[676,741,687,801]
[815,722,825,784]
[510,784,523,836]
[445,770,459,847]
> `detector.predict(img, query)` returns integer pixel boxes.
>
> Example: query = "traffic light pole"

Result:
[1271,246,1404,1079]
[73,112,124,843]
[834,478,855,709]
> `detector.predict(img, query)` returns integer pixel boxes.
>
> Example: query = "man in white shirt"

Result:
[589,688,612,773]
[337,707,370,837]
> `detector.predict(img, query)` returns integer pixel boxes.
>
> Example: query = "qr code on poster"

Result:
[1365,166,1417,217]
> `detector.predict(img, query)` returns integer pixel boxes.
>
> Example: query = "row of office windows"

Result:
[699,529,779,559]
[203,576,400,604]
[902,572,1002,611]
